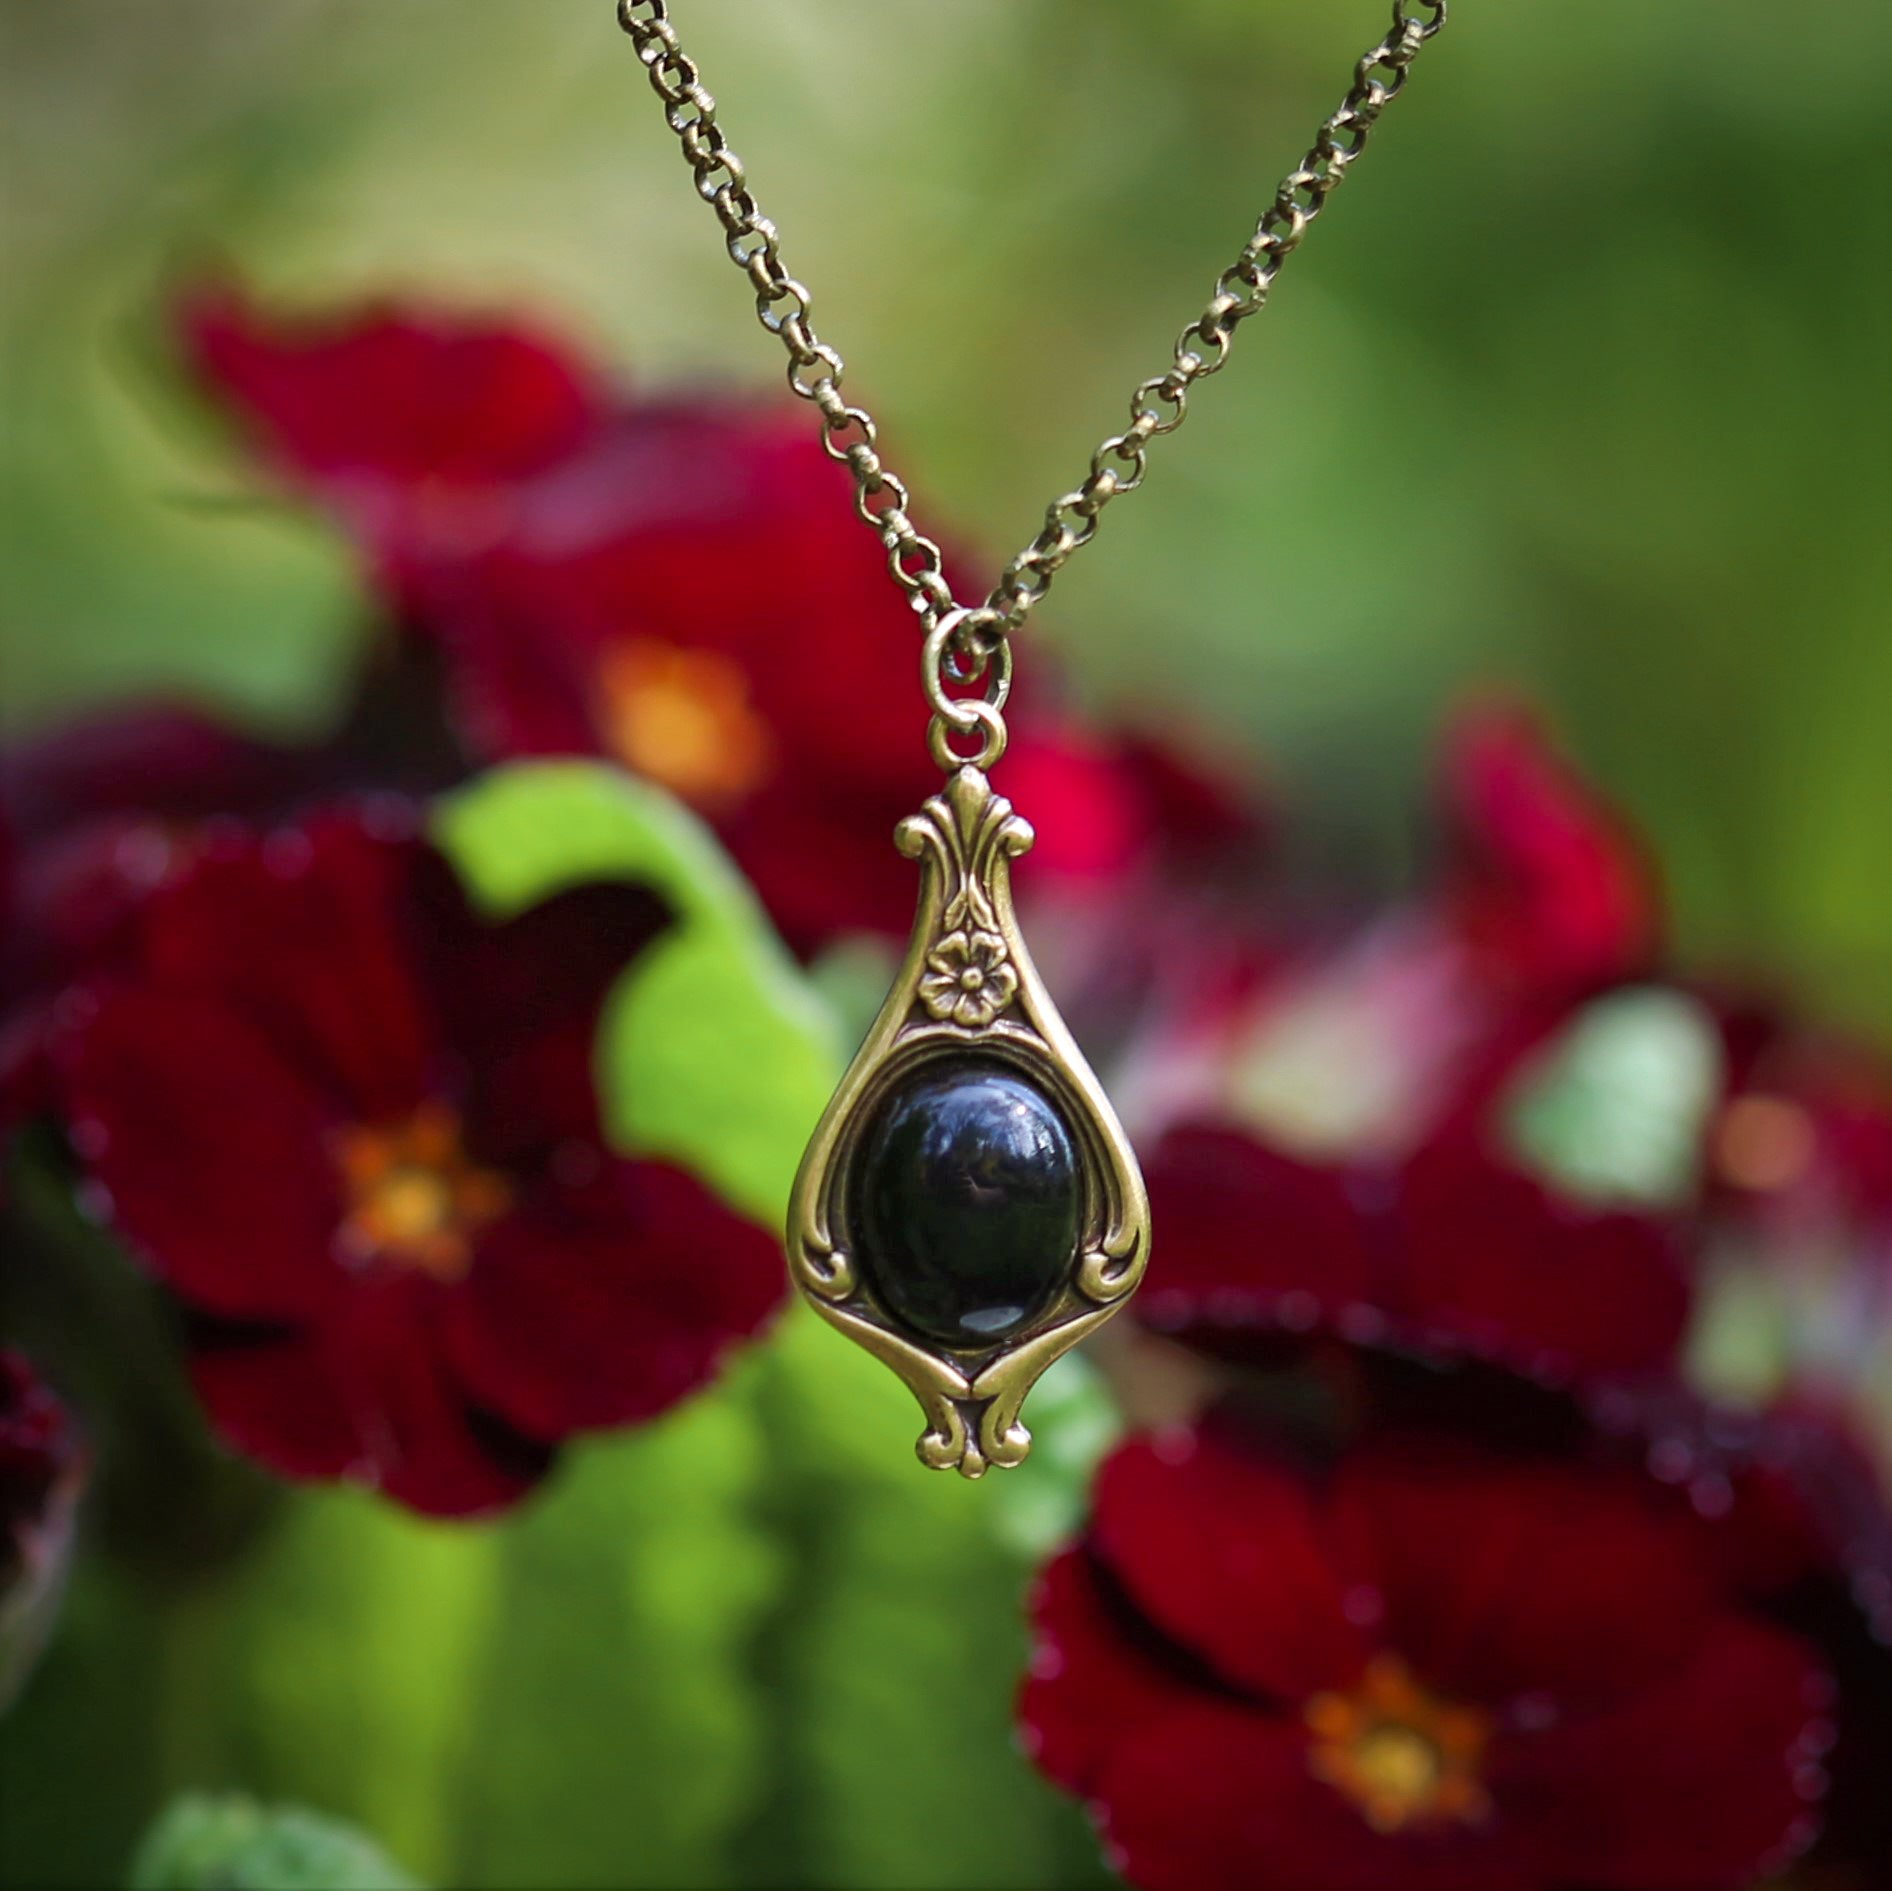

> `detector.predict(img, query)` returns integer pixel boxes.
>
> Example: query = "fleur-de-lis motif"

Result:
[919,927,1019,1028]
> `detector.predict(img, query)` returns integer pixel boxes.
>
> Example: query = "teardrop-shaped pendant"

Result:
[788,763,1150,1476]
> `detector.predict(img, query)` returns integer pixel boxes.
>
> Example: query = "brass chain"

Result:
[616,0,1446,758]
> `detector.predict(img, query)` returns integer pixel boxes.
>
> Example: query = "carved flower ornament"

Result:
[919,927,1018,1029]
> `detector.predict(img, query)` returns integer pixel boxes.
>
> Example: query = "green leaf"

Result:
[1501,986,1725,1209]
[1683,1260,1794,1409]
[446,1383,784,1890]
[110,1387,782,1890]
[736,1312,1113,1891]
[161,1490,502,1881]
[432,762,837,1228]
[982,1353,1122,1562]
[128,1794,420,1891]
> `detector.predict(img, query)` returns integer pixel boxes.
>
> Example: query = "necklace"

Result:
[619,0,1447,1475]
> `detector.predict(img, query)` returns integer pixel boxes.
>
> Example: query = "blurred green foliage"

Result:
[130,1795,421,1891]
[1502,985,1724,1209]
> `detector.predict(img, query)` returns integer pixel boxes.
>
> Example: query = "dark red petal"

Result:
[408,849,672,1158]
[720,787,925,955]
[1398,1137,1690,1377]
[1000,723,1151,885]
[1109,728,1272,868]
[0,696,462,1018]
[191,1281,553,1518]
[179,282,598,490]
[1328,1442,1720,1715]
[1093,1702,1336,1891]
[2,817,190,1003]
[1138,1124,1379,1336]
[0,1006,51,1155]
[0,703,317,833]
[1495,1616,1829,1889]
[441,1159,784,1441]
[1090,1428,1366,1703]
[1436,696,1656,994]
[460,1020,604,1163]
[0,704,313,1007]
[135,817,437,1121]
[186,1324,361,1482]
[1091,1687,1533,1891]
[1018,1547,1185,1798]
[59,989,346,1322]
[428,569,601,765]
[408,854,671,1068]
[1590,1386,1888,1607]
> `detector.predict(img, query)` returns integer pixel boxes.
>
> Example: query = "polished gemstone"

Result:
[853,1058,1080,1349]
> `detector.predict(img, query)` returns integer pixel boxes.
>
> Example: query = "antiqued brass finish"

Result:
[788,766,1149,1476]
[617,0,1450,1467]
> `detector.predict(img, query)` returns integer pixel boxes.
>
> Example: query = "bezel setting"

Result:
[787,765,1150,1476]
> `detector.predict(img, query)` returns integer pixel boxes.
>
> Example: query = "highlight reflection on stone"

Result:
[853,1058,1079,1349]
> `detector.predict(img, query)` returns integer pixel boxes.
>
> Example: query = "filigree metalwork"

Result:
[788,766,1150,1476]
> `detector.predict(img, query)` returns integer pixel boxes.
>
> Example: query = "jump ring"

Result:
[922,609,1012,727]
[927,701,1008,774]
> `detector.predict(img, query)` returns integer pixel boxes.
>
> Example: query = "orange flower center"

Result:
[1714,1093,1816,1192]
[334,1102,511,1282]
[595,637,774,807]
[1304,1653,1493,1835]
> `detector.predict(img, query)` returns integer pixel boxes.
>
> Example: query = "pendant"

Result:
[788,761,1150,1476]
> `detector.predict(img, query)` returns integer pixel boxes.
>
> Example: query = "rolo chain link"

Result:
[616,0,1446,767]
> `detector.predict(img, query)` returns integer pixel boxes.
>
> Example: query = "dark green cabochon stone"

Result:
[852,1057,1080,1350]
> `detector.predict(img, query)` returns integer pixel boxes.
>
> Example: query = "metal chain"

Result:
[615,0,1446,713]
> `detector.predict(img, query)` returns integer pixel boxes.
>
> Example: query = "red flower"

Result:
[178,282,601,610]
[1021,1423,1830,1891]
[1125,700,1660,1146]
[443,404,1198,953]
[181,285,1255,956]
[1,669,467,1144]
[48,812,782,1516]
[2,706,311,1141]
[1438,695,1657,999]
[1138,1121,1691,1382]
[1110,702,1687,1383]
[2,706,310,997]
[0,1350,85,1708]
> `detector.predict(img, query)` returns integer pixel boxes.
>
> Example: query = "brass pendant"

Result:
[788,762,1150,1476]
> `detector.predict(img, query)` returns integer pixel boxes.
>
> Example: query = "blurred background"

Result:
[5,0,1887,1032]
[2,4,1889,1889]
